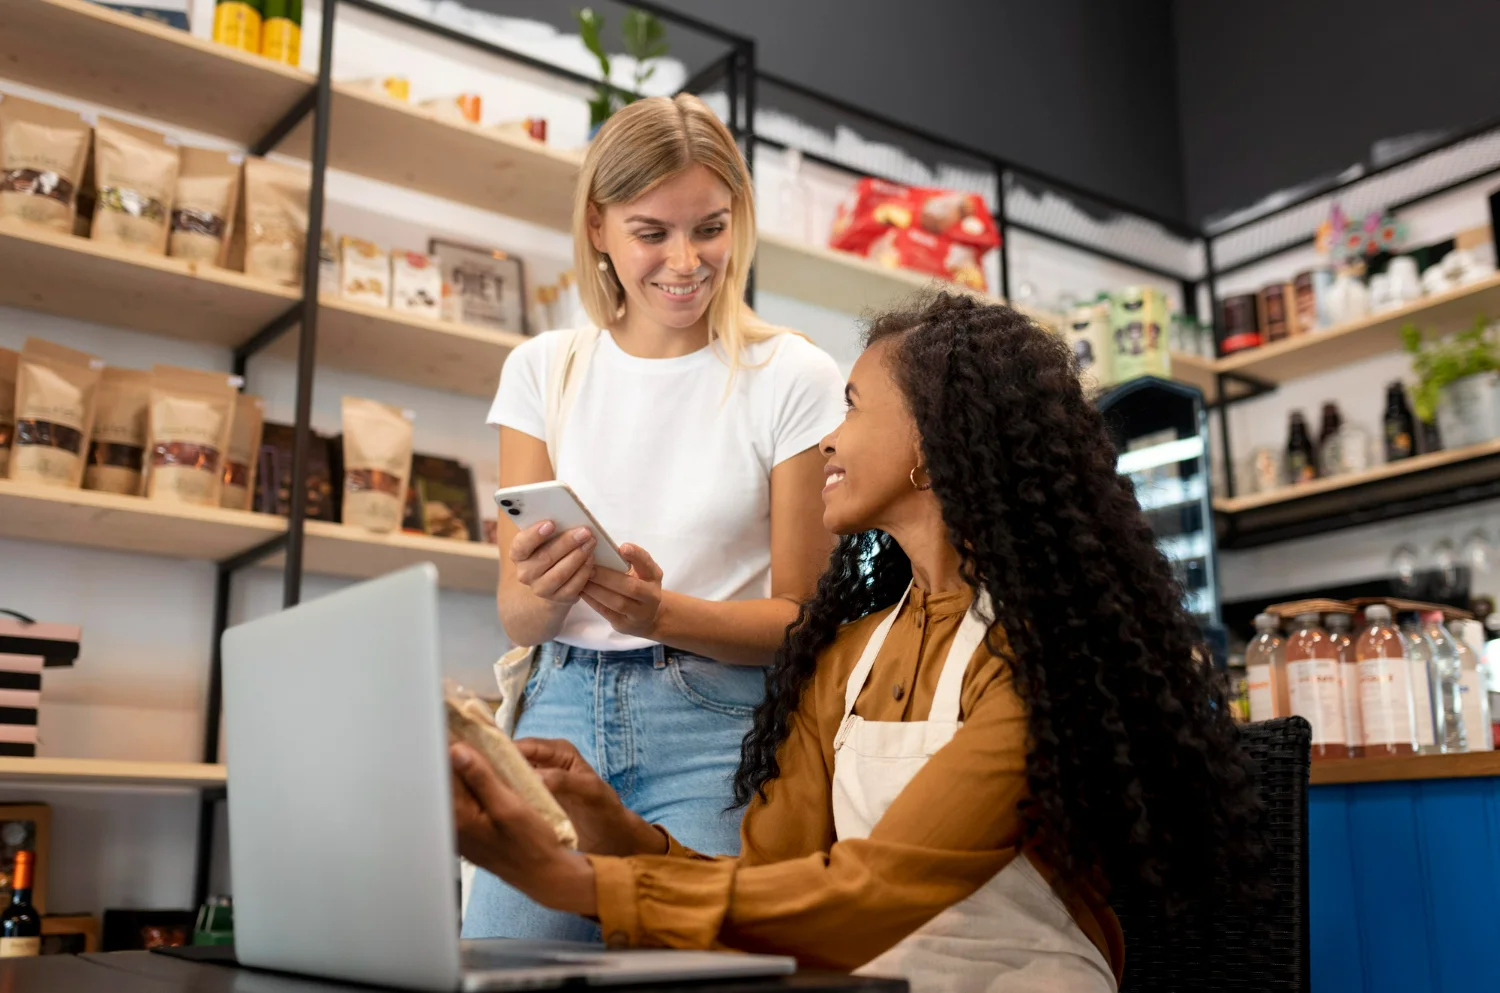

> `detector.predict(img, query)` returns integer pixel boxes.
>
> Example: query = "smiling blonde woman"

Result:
[468,94,845,942]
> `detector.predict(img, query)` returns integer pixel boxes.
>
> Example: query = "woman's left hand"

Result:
[581,544,665,639]
[451,743,597,916]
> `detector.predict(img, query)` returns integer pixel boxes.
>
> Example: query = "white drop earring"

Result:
[597,258,609,271]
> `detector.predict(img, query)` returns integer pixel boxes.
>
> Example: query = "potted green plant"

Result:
[577,7,669,136]
[1402,315,1500,448]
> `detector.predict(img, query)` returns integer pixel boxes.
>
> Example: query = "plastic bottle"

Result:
[1244,613,1287,722]
[1420,611,1467,753]
[1326,613,1363,757]
[1284,612,1347,759]
[1451,619,1494,752]
[1356,605,1418,756]
[1398,614,1441,753]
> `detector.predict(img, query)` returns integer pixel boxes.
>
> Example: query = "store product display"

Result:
[1326,613,1362,758]
[1383,380,1418,461]
[241,157,310,286]
[260,0,303,67]
[83,368,150,496]
[340,397,414,534]
[830,178,999,291]
[419,93,483,127]
[0,96,91,233]
[1284,612,1346,761]
[145,365,239,507]
[220,394,265,512]
[253,422,339,521]
[391,252,442,317]
[212,0,262,53]
[1284,411,1317,485]
[1354,606,1416,757]
[344,74,549,142]
[168,148,241,265]
[432,239,528,333]
[90,118,179,256]
[1397,613,1441,753]
[1109,286,1171,382]
[89,2,190,30]
[403,454,480,541]
[9,339,103,489]
[339,236,391,308]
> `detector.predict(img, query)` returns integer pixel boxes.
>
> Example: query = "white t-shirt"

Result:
[488,328,846,651]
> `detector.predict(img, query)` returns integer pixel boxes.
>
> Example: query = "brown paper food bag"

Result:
[0,95,91,233]
[341,396,413,534]
[170,147,241,266]
[444,680,577,848]
[83,367,151,495]
[0,348,17,478]
[220,393,265,511]
[91,117,179,255]
[243,156,309,286]
[146,365,238,506]
[10,338,103,487]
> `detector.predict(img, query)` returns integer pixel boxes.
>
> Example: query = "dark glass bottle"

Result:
[1286,411,1317,484]
[0,851,40,958]
[1317,402,1343,473]
[1383,381,1417,462]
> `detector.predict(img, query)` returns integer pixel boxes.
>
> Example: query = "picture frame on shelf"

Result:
[430,239,529,335]
[0,803,50,914]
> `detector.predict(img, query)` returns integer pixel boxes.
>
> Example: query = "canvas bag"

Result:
[491,327,602,735]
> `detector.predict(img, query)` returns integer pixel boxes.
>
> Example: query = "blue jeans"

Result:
[462,641,765,941]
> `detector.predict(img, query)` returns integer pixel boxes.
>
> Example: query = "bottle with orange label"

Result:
[0,850,40,957]
[1284,612,1347,760]
[1245,613,1288,722]
[213,0,263,54]
[261,0,302,67]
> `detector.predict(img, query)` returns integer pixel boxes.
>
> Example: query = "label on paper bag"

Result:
[1247,663,1275,722]
[1360,657,1415,748]
[1288,659,1345,745]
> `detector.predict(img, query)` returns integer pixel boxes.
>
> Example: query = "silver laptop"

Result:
[222,564,795,992]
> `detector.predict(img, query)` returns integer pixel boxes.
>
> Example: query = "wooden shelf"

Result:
[0,757,225,789]
[277,521,499,595]
[0,482,285,563]
[1215,438,1500,515]
[755,232,1002,315]
[1217,273,1500,386]
[1168,352,1218,399]
[270,298,527,398]
[1311,750,1500,786]
[281,85,583,231]
[0,0,312,147]
[0,220,298,347]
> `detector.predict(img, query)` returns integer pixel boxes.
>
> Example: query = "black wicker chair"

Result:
[1115,716,1312,992]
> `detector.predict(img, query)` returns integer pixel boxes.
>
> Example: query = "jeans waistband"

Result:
[537,641,692,669]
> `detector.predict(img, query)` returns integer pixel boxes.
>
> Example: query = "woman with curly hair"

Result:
[450,292,1261,990]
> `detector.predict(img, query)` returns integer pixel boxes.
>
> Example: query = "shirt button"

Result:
[892,683,905,701]
[605,931,631,949]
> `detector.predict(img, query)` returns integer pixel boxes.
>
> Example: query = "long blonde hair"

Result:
[573,93,779,370]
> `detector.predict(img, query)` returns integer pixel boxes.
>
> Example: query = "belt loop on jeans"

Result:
[552,642,571,668]
[652,644,667,670]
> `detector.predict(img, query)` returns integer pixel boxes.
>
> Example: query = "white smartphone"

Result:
[493,481,631,572]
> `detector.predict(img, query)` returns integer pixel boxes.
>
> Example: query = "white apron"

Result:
[831,586,1116,993]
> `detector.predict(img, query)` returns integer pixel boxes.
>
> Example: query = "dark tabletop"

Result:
[0,952,908,993]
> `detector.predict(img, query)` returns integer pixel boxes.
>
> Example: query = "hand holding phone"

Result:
[495,482,630,573]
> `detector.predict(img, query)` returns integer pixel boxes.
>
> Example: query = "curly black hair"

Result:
[733,291,1260,908]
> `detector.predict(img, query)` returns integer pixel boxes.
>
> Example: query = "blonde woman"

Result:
[468,94,845,941]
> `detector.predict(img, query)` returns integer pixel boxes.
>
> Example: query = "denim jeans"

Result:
[461,641,765,941]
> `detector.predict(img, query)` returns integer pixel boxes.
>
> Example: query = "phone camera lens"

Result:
[499,499,513,507]
[507,508,521,516]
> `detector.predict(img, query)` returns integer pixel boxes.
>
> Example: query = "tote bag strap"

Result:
[543,327,602,468]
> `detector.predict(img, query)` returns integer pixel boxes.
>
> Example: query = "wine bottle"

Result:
[1383,381,1416,462]
[0,851,40,958]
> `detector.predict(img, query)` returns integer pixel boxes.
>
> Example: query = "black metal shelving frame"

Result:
[80,0,1490,901]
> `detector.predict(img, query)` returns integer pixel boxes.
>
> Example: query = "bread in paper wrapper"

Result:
[445,681,578,848]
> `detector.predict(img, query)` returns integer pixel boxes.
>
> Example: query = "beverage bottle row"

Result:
[1244,606,1494,757]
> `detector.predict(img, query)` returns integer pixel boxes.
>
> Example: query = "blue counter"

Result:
[1310,752,1500,993]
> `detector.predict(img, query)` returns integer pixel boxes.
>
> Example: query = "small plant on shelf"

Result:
[1402,315,1500,422]
[577,7,670,133]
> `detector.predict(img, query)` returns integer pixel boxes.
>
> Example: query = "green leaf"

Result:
[1402,312,1499,422]
[576,8,610,75]
[622,9,666,60]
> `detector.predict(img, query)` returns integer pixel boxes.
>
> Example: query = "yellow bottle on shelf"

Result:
[261,0,303,67]
[213,0,264,54]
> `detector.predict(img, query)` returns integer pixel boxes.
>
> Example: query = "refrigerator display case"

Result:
[1096,376,1224,646]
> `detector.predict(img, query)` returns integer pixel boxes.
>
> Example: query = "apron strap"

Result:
[928,589,994,725]
[841,584,913,720]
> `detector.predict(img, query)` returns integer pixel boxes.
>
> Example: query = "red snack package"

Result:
[830,178,1000,256]
[867,228,988,293]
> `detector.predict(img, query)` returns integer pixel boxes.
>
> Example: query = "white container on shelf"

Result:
[1436,372,1500,449]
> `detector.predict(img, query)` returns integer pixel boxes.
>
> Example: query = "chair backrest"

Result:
[1115,716,1311,992]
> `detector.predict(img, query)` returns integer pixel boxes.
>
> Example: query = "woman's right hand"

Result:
[510,521,597,606]
[517,738,669,858]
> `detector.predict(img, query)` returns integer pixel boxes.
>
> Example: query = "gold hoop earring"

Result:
[910,466,931,491]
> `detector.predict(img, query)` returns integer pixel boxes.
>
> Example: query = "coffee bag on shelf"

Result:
[242,156,309,286]
[0,348,17,478]
[145,365,238,506]
[253,422,339,520]
[339,236,390,307]
[83,367,150,495]
[91,118,179,255]
[0,95,91,233]
[10,338,103,488]
[169,147,241,265]
[402,454,479,541]
[340,397,413,534]
[220,393,265,511]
